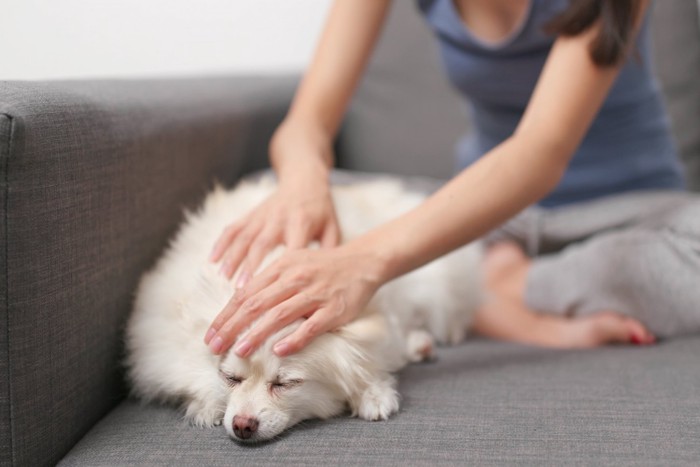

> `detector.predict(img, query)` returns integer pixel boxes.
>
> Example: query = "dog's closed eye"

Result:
[269,378,303,393]
[219,370,244,388]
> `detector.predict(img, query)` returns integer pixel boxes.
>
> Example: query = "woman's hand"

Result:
[209,120,340,287]
[204,243,387,356]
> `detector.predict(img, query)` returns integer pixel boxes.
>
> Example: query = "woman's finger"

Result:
[272,309,335,356]
[321,221,341,248]
[285,216,313,250]
[219,223,262,279]
[209,221,245,262]
[235,293,319,356]
[238,223,283,288]
[208,274,295,355]
[205,265,281,341]
[204,268,288,353]
[233,256,293,306]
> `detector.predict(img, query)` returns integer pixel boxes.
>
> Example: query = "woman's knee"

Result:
[662,198,700,238]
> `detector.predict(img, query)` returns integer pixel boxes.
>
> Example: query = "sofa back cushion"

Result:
[0,76,294,467]
[651,0,700,190]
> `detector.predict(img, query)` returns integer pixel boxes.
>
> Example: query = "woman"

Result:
[205,0,700,357]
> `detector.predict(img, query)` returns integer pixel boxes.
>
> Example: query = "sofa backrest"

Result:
[338,0,700,191]
[651,0,700,190]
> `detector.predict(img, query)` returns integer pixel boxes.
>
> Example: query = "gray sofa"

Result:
[2,1,700,466]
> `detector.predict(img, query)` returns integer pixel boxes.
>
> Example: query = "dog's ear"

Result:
[335,308,406,371]
[334,309,389,345]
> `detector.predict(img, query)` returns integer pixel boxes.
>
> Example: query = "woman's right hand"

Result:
[209,120,341,287]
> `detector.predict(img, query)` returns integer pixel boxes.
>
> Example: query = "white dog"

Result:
[125,175,482,443]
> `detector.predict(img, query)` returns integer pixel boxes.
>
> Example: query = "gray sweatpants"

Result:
[484,190,700,339]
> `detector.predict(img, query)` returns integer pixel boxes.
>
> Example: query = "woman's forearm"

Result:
[345,19,627,283]
[286,0,392,138]
[271,0,392,183]
[351,135,569,283]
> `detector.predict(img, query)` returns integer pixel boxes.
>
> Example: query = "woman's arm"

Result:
[366,0,651,281]
[364,19,628,281]
[271,0,394,180]
[279,0,393,151]
[208,0,392,282]
[207,4,648,357]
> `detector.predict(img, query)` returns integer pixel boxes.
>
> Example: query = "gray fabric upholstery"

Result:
[651,0,700,190]
[338,0,700,189]
[59,338,700,466]
[0,76,296,467]
[0,114,12,465]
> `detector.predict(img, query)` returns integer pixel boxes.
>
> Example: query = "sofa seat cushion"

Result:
[59,338,700,466]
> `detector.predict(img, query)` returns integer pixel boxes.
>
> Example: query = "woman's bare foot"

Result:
[472,242,656,348]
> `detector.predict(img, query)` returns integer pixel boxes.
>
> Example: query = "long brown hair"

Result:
[544,0,644,67]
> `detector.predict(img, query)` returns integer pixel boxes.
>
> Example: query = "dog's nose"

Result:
[232,415,259,440]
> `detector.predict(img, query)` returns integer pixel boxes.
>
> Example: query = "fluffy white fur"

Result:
[125,175,482,443]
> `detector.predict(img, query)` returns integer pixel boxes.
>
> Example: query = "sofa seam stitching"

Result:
[1,112,14,467]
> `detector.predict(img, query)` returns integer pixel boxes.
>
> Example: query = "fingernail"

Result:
[273,341,290,356]
[209,247,218,262]
[209,336,223,354]
[630,334,642,345]
[204,328,216,344]
[236,271,250,289]
[218,263,229,277]
[234,339,251,357]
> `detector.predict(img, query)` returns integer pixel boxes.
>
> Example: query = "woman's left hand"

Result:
[204,243,387,357]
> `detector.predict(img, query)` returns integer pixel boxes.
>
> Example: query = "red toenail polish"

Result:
[630,335,642,345]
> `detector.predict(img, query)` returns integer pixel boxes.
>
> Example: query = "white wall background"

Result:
[0,0,332,80]
[3,0,699,81]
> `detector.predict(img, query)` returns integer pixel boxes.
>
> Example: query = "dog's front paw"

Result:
[406,330,435,363]
[356,383,400,421]
[183,398,224,428]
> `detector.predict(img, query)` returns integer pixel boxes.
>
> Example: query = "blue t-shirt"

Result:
[417,0,685,207]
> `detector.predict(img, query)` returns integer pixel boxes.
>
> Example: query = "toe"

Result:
[598,312,635,345]
[624,317,656,345]
[588,312,656,347]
